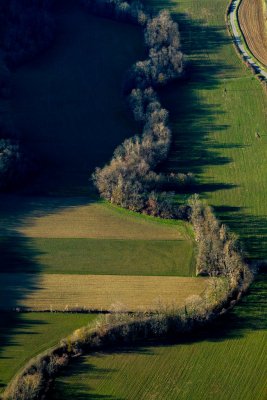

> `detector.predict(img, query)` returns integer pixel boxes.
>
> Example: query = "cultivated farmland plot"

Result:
[1,274,208,312]
[238,0,267,68]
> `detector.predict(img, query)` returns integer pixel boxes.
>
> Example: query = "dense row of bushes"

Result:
[189,195,253,288]
[92,6,186,218]
[2,201,253,400]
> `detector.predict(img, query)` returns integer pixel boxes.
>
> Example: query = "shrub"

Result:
[189,195,253,291]
[0,139,25,189]
[145,10,180,50]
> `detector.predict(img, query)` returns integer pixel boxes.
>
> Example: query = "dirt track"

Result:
[238,0,267,67]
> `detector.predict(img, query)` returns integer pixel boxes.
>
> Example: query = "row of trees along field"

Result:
[93,8,193,218]
[0,0,56,190]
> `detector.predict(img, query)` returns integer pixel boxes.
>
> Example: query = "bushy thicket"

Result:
[0,0,55,67]
[127,10,183,89]
[93,88,189,218]
[189,195,253,292]
[93,9,186,217]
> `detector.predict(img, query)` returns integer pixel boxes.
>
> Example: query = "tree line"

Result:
[92,5,189,218]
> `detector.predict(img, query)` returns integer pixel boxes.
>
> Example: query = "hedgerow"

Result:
[91,2,187,218]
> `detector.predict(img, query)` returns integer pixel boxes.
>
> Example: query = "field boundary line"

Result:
[227,0,267,81]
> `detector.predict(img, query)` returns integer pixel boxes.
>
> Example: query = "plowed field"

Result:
[239,0,267,67]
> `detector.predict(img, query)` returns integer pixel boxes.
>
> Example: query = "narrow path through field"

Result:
[229,0,267,79]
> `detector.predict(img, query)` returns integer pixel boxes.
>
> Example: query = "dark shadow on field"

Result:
[146,0,267,261]
[0,193,96,307]
[0,0,145,386]
[50,357,122,399]
[0,193,97,389]
[150,3,237,193]
[49,274,266,399]
[0,312,49,389]
[214,205,267,260]
[0,197,46,388]
[9,0,145,196]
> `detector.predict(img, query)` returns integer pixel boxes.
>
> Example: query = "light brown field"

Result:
[1,274,208,312]
[238,0,267,67]
[0,196,189,240]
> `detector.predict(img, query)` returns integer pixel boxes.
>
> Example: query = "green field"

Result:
[154,0,267,259]
[49,0,267,398]
[1,238,195,276]
[50,276,267,400]
[0,313,97,391]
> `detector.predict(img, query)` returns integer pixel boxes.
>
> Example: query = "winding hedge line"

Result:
[91,1,189,218]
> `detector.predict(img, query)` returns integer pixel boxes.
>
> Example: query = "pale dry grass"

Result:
[1,274,208,312]
[239,0,267,67]
[0,196,186,240]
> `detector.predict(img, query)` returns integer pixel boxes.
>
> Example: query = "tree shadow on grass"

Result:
[214,205,267,260]
[151,9,240,197]
[0,194,96,390]
[0,0,146,379]
[148,1,267,262]
[0,312,49,389]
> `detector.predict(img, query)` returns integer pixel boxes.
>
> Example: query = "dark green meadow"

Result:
[10,0,144,194]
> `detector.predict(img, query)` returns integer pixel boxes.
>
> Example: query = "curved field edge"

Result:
[0,313,97,392]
